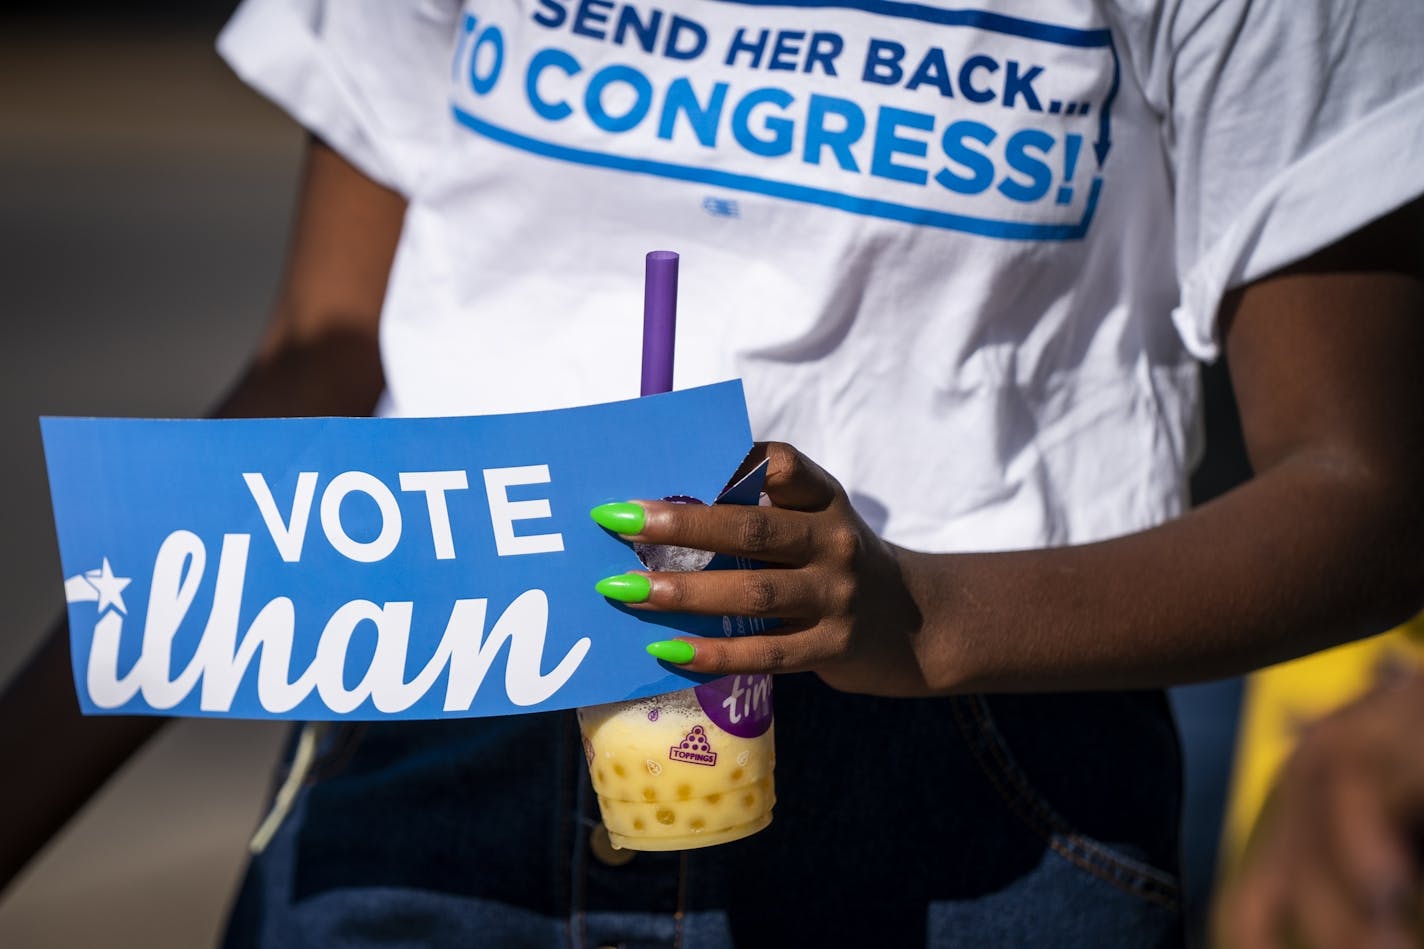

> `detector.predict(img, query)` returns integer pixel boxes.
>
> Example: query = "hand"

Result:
[1215,672,1424,949]
[592,442,933,696]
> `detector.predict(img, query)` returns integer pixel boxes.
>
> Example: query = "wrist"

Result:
[888,545,976,695]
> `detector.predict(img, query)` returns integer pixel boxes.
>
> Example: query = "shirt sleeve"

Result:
[217,0,457,197]
[1119,0,1424,361]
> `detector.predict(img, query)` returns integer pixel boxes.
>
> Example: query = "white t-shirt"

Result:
[219,0,1424,553]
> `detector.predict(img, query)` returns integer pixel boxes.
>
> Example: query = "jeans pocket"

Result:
[951,694,1182,910]
[249,723,367,853]
[265,722,367,788]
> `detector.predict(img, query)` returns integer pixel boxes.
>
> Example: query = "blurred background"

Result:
[0,3,1253,947]
[1,3,298,946]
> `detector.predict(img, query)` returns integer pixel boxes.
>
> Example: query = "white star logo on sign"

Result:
[64,558,131,615]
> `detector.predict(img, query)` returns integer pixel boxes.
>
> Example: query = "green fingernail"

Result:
[590,502,645,535]
[646,640,696,664]
[595,573,651,603]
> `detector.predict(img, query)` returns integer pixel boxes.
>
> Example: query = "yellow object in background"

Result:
[1220,612,1424,873]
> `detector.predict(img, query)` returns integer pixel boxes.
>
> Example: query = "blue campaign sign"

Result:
[41,381,758,721]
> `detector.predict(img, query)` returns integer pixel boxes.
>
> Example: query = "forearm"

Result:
[912,233,1424,693]
[907,455,1424,693]
[0,138,401,892]
[0,621,164,889]
[0,335,385,893]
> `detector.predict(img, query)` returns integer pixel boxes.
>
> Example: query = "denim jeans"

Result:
[223,674,1183,947]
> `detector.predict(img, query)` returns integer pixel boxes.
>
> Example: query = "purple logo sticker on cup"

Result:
[695,674,773,739]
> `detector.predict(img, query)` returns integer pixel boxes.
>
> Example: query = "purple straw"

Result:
[641,250,679,396]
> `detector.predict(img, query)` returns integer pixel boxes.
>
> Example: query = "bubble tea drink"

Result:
[581,522,776,850]
[578,673,774,850]
[579,248,775,850]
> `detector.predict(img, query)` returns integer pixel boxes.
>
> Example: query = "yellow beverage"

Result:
[578,675,775,850]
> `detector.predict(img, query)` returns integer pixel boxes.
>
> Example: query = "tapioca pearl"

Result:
[655,807,676,825]
[642,787,657,802]
[632,818,645,831]
[612,762,627,778]
[596,768,606,784]
[705,793,721,804]
[689,816,706,831]
[676,783,692,800]
[742,791,757,809]
[730,768,744,782]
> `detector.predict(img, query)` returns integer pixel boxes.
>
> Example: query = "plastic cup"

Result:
[578,673,775,850]
[582,521,775,851]
[579,250,775,850]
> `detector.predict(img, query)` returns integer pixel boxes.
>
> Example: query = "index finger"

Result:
[753,442,840,512]
[635,501,817,565]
